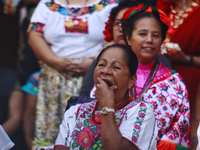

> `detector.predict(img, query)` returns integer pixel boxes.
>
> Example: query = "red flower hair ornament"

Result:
[123,4,170,27]
[103,15,113,42]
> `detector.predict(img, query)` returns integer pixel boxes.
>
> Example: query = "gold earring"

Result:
[129,89,131,97]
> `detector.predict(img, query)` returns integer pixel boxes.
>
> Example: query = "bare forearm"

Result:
[28,32,58,68]
[101,114,137,150]
[192,56,200,68]
[176,55,200,67]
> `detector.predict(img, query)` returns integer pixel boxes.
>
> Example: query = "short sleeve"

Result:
[54,105,78,147]
[27,1,51,34]
[0,125,14,149]
[119,102,158,150]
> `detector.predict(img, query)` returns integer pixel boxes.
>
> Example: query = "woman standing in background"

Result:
[28,0,118,149]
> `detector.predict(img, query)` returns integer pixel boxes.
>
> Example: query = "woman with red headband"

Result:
[122,4,190,150]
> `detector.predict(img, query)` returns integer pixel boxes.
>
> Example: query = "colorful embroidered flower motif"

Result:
[150,101,158,110]
[169,76,178,85]
[134,124,141,130]
[174,85,183,95]
[27,22,45,34]
[60,7,70,15]
[80,113,86,118]
[138,112,145,118]
[96,125,101,136]
[77,123,83,128]
[132,135,138,143]
[158,117,166,127]
[159,82,169,92]
[71,130,77,138]
[45,0,110,16]
[76,127,95,149]
[89,112,101,125]
[132,103,147,143]
[169,99,178,110]
[156,93,166,104]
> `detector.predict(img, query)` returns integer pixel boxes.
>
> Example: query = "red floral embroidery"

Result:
[76,127,95,149]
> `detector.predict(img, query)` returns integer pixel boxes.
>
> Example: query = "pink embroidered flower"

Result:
[132,135,138,143]
[158,117,166,127]
[169,99,178,110]
[90,105,94,109]
[150,101,158,110]
[88,108,92,112]
[89,112,101,126]
[76,127,95,149]
[140,102,146,107]
[134,124,141,130]
[77,123,83,128]
[138,112,145,118]
[163,106,167,111]
[96,125,101,136]
[80,113,85,118]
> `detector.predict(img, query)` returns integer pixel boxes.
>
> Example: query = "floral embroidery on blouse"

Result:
[27,22,45,34]
[65,100,147,149]
[132,102,147,143]
[45,0,117,16]
[148,121,157,150]
[144,71,190,147]
[64,18,89,33]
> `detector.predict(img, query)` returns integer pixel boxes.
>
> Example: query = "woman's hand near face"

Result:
[95,77,117,108]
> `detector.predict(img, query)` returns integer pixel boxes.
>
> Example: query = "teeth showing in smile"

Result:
[144,47,153,50]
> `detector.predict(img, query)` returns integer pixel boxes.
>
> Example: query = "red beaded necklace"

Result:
[91,97,133,124]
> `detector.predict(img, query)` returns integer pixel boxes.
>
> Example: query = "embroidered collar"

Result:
[45,0,112,16]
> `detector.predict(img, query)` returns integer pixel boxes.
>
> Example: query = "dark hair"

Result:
[122,11,168,42]
[109,0,138,29]
[103,0,138,42]
[95,44,138,76]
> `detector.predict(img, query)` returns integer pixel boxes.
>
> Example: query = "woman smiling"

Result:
[122,4,190,149]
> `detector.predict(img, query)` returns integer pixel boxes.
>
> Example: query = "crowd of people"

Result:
[0,0,200,150]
